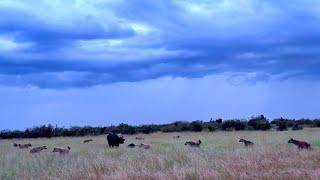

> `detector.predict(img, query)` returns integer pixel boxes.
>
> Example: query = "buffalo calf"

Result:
[128,143,136,148]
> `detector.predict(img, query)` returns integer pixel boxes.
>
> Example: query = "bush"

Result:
[276,122,288,131]
[190,121,203,132]
[314,120,320,127]
[272,118,295,130]
[138,125,159,134]
[207,124,216,132]
[204,121,219,132]
[117,123,136,134]
[248,115,271,130]
[222,120,246,131]
[215,119,223,124]
[292,124,303,131]
[173,121,191,131]
[160,125,177,132]
[272,118,288,131]
[3,117,320,139]
[25,125,54,138]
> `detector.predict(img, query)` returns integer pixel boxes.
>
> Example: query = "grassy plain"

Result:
[1,129,320,180]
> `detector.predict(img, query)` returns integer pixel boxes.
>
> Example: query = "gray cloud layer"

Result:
[0,0,320,88]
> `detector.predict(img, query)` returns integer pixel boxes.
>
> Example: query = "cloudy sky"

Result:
[1,0,320,130]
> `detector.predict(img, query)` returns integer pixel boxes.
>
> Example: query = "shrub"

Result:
[160,125,177,132]
[314,120,320,127]
[222,120,246,131]
[292,124,303,131]
[138,125,159,134]
[117,123,136,134]
[215,119,223,124]
[276,122,287,131]
[173,121,191,131]
[190,121,203,132]
[207,124,216,132]
[272,118,288,131]
[204,121,220,132]
[272,118,295,130]
[248,115,271,130]
[2,117,320,139]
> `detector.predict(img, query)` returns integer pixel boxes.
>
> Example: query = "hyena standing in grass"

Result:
[288,138,311,149]
[17,144,32,149]
[185,140,202,147]
[30,146,47,154]
[53,147,71,155]
[83,139,93,143]
[239,139,254,147]
[139,143,151,149]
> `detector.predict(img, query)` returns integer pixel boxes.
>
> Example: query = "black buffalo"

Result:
[107,133,125,147]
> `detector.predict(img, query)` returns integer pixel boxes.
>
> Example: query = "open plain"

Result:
[1,129,320,180]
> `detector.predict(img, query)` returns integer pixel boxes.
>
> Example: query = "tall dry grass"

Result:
[1,129,320,180]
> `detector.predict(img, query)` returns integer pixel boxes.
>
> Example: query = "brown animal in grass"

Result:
[184,140,201,147]
[53,147,71,154]
[135,137,144,140]
[18,143,32,149]
[18,144,28,149]
[30,146,47,154]
[83,139,93,143]
[288,138,311,149]
[139,143,151,149]
[239,139,254,147]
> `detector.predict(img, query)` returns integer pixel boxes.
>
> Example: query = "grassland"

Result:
[1,129,320,180]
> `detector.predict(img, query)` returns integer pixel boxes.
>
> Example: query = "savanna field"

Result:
[1,129,320,180]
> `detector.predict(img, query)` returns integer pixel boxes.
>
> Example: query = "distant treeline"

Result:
[1,115,320,139]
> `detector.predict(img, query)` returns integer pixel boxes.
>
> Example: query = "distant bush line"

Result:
[1,115,320,139]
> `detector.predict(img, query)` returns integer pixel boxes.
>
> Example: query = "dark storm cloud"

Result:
[0,0,320,88]
[0,5,135,51]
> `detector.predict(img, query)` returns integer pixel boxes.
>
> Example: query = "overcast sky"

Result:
[1,0,320,130]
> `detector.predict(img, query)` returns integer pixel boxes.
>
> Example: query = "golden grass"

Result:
[1,129,320,180]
